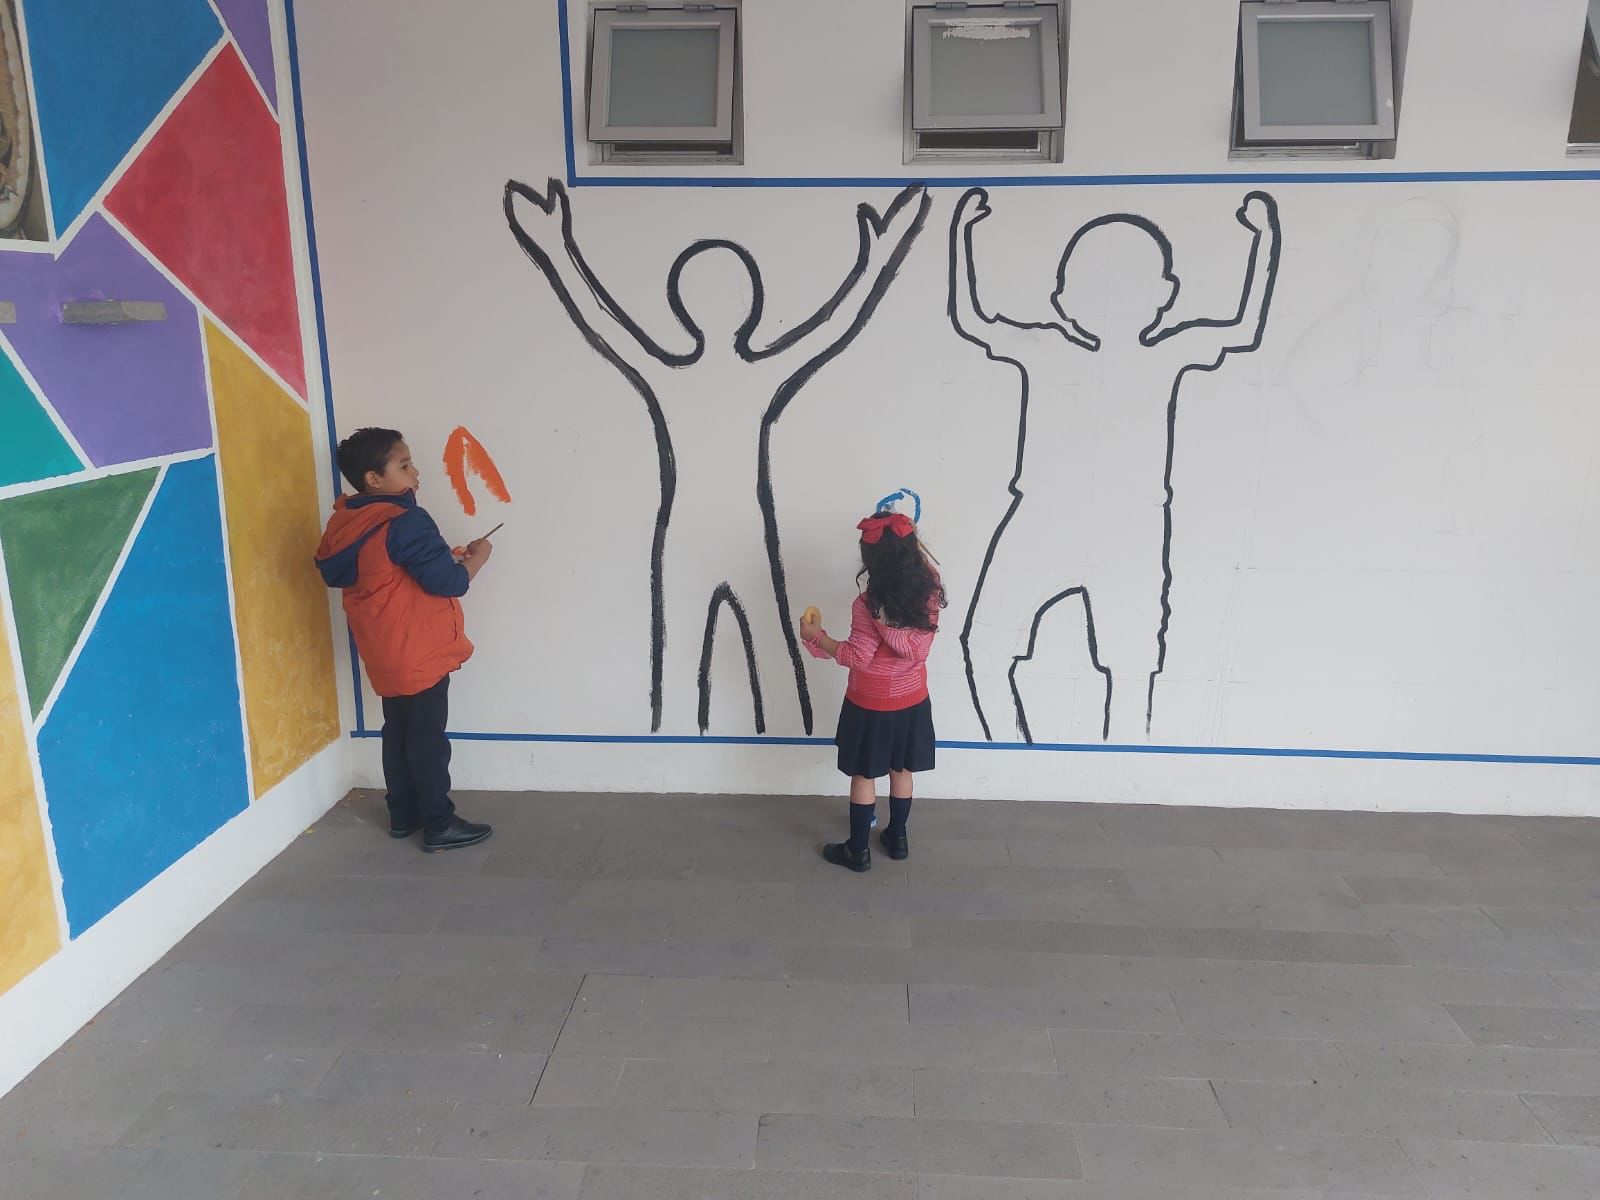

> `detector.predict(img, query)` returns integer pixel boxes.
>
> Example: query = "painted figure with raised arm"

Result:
[950,186,1281,742]
[507,179,930,735]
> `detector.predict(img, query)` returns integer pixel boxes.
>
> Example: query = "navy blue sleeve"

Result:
[387,507,470,598]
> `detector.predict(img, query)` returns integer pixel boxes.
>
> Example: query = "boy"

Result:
[315,428,495,851]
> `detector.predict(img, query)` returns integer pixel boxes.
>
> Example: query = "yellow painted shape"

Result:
[207,322,340,796]
[0,604,62,995]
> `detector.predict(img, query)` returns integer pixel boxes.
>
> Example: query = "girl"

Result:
[799,508,946,872]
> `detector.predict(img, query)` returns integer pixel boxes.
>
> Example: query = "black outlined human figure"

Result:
[506,178,929,735]
[951,186,1281,742]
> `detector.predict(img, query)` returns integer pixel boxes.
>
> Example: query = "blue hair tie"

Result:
[875,488,922,524]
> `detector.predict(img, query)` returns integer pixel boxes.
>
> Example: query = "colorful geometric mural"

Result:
[214,0,279,110]
[0,216,212,466]
[0,467,158,716]
[0,0,336,992]
[107,46,307,397]
[25,0,221,232]
[208,321,339,795]
[36,457,250,935]
[0,595,59,993]
[0,350,79,488]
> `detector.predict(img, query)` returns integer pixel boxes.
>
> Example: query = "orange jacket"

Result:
[314,491,473,697]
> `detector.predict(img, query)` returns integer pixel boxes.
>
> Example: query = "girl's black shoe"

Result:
[879,829,908,860]
[822,842,871,872]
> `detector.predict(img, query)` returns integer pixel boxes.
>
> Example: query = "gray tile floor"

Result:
[3,789,1600,1199]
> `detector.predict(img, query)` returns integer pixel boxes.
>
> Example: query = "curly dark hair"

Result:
[856,518,947,631]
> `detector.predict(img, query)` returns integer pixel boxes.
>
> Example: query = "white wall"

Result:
[297,0,1600,814]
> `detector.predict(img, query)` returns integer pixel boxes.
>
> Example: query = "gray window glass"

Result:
[928,21,1046,119]
[606,27,721,128]
[1256,18,1375,128]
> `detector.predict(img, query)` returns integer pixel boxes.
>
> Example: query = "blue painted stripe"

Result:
[284,0,366,735]
[568,169,1600,189]
[558,0,578,184]
[566,168,1600,188]
[348,728,1600,766]
[283,1,337,499]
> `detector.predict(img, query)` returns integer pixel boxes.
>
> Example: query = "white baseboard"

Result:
[352,736,1600,818]
[0,740,349,1098]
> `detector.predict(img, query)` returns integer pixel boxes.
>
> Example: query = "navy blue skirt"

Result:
[835,697,936,779]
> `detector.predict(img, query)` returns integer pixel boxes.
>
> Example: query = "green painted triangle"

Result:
[0,467,159,715]
[0,352,81,488]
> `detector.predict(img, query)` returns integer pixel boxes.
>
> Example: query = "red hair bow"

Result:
[858,513,914,544]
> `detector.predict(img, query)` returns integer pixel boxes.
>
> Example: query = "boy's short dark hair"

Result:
[337,427,405,492]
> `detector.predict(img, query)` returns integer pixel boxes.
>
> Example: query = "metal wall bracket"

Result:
[60,301,168,325]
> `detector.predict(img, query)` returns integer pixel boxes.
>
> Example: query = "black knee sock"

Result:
[888,795,912,836]
[848,804,875,854]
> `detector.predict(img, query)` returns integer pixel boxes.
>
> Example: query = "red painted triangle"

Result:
[106,47,306,397]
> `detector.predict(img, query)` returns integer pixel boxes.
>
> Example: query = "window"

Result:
[905,1,1067,164]
[587,4,741,164]
[1568,0,1600,151]
[1232,0,1397,157]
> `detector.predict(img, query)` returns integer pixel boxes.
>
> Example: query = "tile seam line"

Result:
[526,968,585,1106]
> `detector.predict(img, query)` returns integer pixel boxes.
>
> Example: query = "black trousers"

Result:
[380,676,455,833]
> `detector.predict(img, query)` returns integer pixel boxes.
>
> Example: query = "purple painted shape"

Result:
[0,217,211,467]
[213,0,277,110]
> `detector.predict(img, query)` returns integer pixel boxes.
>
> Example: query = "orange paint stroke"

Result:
[443,426,512,518]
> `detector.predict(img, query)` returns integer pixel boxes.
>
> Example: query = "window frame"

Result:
[910,3,1064,132]
[1238,0,1396,146]
[1567,0,1600,153]
[903,0,1067,164]
[586,6,738,147]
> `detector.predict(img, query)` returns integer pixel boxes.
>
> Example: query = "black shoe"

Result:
[422,816,493,853]
[389,820,420,838]
[822,842,871,873]
[879,828,908,861]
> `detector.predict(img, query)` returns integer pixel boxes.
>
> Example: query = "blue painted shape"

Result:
[38,456,248,935]
[557,0,577,182]
[28,0,222,230]
[567,170,1600,191]
[0,348,80,486]
[874,488,922,522]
